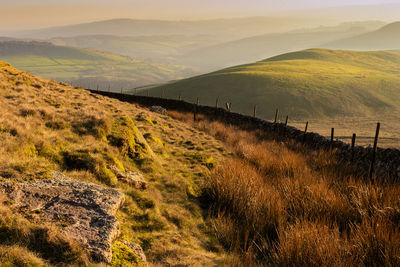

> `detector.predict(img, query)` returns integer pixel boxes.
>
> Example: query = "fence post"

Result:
[368,122,380,180]
[196,97,200,106]
[274,109,279,123]
[351,133,356,163]
[285,116,289,126]
[303,121,309,143]
[330,128,335,150]
[253,105,257,118]
[193,104,197,122]
[225,102,232,112]
[216,98,219,109]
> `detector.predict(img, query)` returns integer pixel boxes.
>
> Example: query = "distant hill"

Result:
[145,49,400,120]
[13,17,334,40]
[323,22,400,50]
[42,21,385,73]
[178,21,385,72]
[0,41,194,89]
[49,34,224,63]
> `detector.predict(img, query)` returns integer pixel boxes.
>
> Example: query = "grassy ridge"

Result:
[146,48,400,119]
[0,41,194,89]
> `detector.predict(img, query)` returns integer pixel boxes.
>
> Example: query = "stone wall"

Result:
[88,90,400,182]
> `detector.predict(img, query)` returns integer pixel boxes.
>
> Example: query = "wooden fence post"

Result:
[330,128,335,150]
[196,97,200,106]
[303,121,309,143]
[351,133,356,163]
[285,116,289,126]
[225,102,232,112]
[253,105,257,118]
[368,122,380,180]
[274,108,279,123]
[193,104,197,122]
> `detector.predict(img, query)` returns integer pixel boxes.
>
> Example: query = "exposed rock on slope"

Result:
[0,172,125,263]
[109,165,147,189]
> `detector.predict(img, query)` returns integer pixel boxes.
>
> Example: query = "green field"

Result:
[145,48,400,120]
[0,41,194,89]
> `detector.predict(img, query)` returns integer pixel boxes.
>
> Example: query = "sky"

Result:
[1,0,400,31]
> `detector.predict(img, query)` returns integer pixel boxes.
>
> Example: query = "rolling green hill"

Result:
[324,21,400,50]
[0,41,194,90]
[145,49,400,120]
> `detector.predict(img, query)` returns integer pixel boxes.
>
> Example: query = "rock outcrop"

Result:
[0,172,125,263]
[109,165,147,190]
[150,105,167,115]
[122,240,147,263]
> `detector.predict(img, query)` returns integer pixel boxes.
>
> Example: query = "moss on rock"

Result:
[108,116,151,161]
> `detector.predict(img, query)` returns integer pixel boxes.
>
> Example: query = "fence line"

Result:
[85,88,400,182]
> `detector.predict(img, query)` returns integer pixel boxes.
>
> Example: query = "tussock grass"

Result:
[169,110,400,266]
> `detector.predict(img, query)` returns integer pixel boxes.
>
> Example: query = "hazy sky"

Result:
[1,0,400,31]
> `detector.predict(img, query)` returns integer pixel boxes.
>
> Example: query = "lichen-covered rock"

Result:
[121,240,147,263]
[109,165,147,190]
[0,172,125,263]
[150,105,167,115]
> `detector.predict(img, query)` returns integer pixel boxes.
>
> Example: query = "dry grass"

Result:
[169,110,400,266]
[0,62,230,265]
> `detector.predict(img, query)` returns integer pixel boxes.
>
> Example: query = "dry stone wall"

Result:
[89,90,400,182]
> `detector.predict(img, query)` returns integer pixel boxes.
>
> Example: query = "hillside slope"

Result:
[0,61,229,265]
[0,41,194,90]
[323,21,400,50]
[146,49,400,120]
